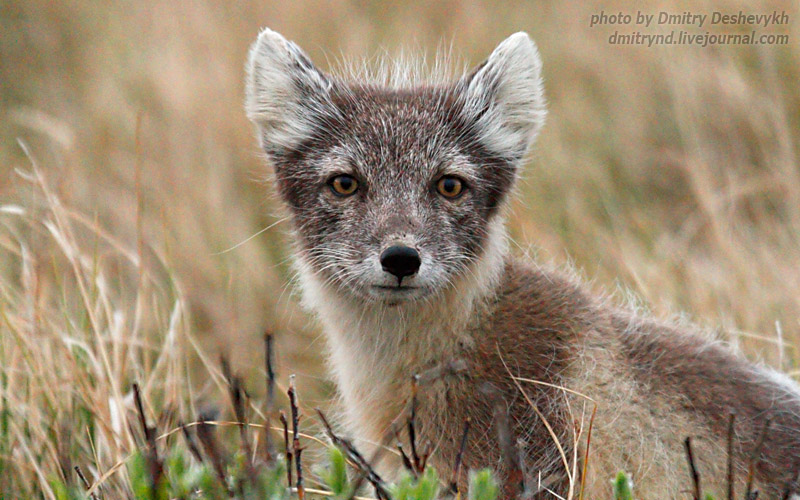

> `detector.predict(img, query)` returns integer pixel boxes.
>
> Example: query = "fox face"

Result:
[245,30,546,306]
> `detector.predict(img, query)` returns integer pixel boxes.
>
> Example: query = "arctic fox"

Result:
[244,29,800,498]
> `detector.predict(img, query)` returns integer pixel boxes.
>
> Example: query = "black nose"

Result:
[380,245,421,280]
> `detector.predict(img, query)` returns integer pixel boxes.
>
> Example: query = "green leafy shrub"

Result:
[49,444,500,500]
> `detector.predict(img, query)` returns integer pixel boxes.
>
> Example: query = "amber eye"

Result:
[436,176,465,199]
[329,175,359,197]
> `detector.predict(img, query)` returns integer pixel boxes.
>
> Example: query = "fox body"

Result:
[245,29,800,498]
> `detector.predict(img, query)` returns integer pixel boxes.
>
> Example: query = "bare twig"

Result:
[74,465,91,490]
[394,436,415,476]
[449,418,471,495]
[74,466,99,500]
[132,383,163,494]
[179,421,204,463]
[196,412,232,496]
[684,437,702,500]
[280,410,293,488]
[578,404,598,500]
[347,424,395,500]
[221,357,257,485]
[419,440,432,473]
[316,408,391,500]
[132,384,154,448]
[288,375,304,500]
[408,375,422,474]
[744,418,772,500]
[264,332,276,462]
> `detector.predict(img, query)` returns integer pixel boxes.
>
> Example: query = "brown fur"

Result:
[368,258,800,497]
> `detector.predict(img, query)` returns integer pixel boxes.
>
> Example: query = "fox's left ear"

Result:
[461,32,546,161]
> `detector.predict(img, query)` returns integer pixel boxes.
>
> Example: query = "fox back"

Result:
[245,29,800,498]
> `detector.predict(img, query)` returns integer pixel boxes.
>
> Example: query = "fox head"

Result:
[245,29,545,307]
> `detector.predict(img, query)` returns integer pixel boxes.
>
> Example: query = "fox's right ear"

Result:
[245,29,333,156]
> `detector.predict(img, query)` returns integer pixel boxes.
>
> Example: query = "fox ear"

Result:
[461,32,546,161]
[245,29,333,155]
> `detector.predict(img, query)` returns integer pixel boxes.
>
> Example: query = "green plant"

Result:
[391,468,440,500]
[467,469,499,500]
[48,443,503,500]
[319,447,349,499]
[613,471,633,500]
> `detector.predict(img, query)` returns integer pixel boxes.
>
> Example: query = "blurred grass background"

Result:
[1,0,799,496]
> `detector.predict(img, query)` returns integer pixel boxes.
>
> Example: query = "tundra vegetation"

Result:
[1,0,798,498]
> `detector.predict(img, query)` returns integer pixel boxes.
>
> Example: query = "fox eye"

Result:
[436,176,465,199]
[328,175,359,197]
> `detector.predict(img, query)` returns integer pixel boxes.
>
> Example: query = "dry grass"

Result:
[1,0,799,496]
[0,145,193,495]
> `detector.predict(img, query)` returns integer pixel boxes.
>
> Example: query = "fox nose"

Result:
[380,245,421,280]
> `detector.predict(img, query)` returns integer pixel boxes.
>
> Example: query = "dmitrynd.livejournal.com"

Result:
[609,30,789,47]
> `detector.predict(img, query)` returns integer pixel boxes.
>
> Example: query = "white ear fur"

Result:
[245,28,332,154]
[463,32,546,160]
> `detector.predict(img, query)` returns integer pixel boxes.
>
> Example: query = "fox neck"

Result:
[295,217,508,437]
